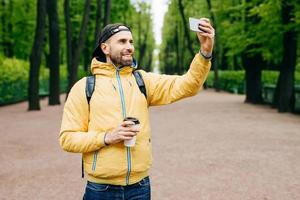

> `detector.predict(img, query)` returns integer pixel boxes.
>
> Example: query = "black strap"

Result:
[86,75,96,104]
[133,70,147,99]
[82,75,95,178]
[81,158,84,178]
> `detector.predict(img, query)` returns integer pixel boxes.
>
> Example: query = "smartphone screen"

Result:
[189,17,204,33]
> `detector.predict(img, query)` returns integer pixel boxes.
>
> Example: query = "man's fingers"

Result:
[197,32,214,39]
[198,25,213,34]
[119,125,139,133]
[120,120,135,127]
[199,21,213,29]
[119,133,136,141]
[119,131,137,137]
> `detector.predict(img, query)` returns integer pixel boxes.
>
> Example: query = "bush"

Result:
[207,70,245,94]
[0,57,29,105]
[207,70,300,94]
[0,57,85,105]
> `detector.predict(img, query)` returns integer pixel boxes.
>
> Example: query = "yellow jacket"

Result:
[59,53,211,186]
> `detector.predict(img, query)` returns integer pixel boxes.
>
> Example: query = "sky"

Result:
[150,0,169,45]
[131,0,169,45]
[130,0,169,73]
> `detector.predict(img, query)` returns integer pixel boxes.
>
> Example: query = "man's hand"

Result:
[196,18,215,56]
[104,121,140,145]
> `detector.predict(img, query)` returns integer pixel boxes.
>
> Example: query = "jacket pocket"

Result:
[86,181,110,192]
[138,176,150,187]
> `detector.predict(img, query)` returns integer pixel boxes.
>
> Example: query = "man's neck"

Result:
[106,58,121,68]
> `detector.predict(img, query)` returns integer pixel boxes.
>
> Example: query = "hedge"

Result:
[206,70,300,94]
[0,56,86,105]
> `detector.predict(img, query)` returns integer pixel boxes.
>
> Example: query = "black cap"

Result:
[92,23,131,62]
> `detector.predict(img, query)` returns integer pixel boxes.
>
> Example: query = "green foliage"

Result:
[206,70,300,94]
[126,2,155,71]
[0,56,29,104]
[160,0,300,73]
[0,57,72,105]
[0,0,36,59]
[207,70,245,94]
[0,0,155,105]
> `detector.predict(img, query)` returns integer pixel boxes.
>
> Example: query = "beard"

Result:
[110,52,133,66]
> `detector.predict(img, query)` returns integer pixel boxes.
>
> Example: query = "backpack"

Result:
[81,70,147,178]
[85,70,147,104]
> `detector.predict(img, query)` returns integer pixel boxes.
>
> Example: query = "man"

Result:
[59,19,214,200]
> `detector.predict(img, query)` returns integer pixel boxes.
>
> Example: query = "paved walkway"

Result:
[0,90,300,200]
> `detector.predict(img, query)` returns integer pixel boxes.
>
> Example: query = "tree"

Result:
[177,0,194,58]
[64,0,72,92]
[104,0,111,26]
[136,3,151,68]
[206,0,219,91]
[47,0,60,105]
[28,0,47,110]
[94,0,102,47]
[275,1,297,112]
[1,0,14,57]
[64,0,91,92]
[242,0,263,104]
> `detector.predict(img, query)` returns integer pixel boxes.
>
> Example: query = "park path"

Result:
[0,90,300,200]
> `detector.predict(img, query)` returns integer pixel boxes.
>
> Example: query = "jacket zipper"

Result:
[92,150,99,171]
[116,70,131,185]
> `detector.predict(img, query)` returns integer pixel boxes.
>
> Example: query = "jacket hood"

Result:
[91,57,138,76]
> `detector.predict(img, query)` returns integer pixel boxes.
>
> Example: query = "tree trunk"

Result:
[206,0,219,91]
[94,0,102,47]
[138,15,149,67]
[7,0,13,57]
[242,0,263,104]
[1,0,6,54]
[68,0,91,92]
[137,10,142,63]
[104,0,111,26]
[276,1,297,112]
[177,0,194,58]
[47,0,60,105]
[83,37,91,72]
[242,53,263,104]
[64,0,72,94]
[1,0,14,57]
[175,23,181,74]
[146,50,153,72]
[28,0,47,110]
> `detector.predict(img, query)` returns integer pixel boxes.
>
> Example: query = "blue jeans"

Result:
[83,176,151,200]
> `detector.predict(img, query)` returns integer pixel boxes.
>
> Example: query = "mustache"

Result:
[122,53,133,56]
[122,49,133,54]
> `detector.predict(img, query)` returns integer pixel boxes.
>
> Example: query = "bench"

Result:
[262,84,300,110]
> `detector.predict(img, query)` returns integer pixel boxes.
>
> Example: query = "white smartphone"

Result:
[189,17,204,32]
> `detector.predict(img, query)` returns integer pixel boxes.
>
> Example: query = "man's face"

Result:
[102,29,135,66]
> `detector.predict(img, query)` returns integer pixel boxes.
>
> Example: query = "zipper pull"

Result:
[127,79,132,87]
[111,79,117,91]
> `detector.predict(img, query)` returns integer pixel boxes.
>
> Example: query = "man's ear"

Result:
[101,43,110,55]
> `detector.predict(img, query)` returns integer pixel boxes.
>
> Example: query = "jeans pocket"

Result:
[138,177,150,187]
[86,181,110,192]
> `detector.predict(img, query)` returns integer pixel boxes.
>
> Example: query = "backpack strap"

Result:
[82,75,95,178]
[86,75,96,105]
[133,70,147,99]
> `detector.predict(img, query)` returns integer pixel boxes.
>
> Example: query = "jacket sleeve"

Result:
[59,78,106,153]
[141,53,211,106]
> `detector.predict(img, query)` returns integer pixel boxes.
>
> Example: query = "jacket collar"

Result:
[91,58,138,76]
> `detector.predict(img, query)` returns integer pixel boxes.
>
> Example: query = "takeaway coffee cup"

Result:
[123,117,140,147]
